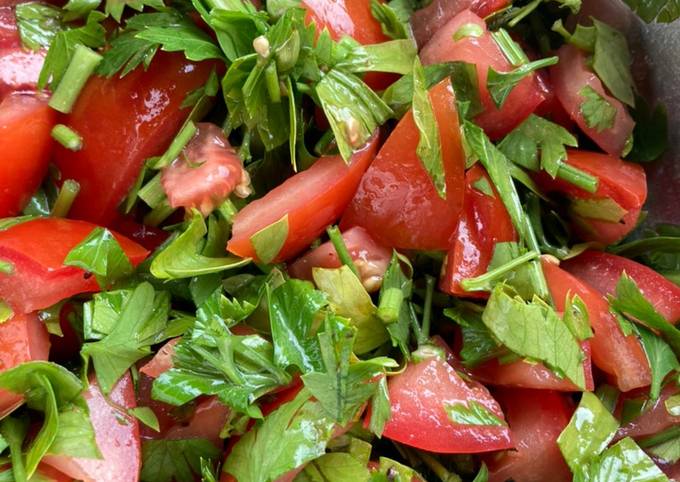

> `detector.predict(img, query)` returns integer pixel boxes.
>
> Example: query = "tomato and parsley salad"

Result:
[0,0,678,480]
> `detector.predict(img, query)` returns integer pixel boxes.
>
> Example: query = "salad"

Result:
[0,0,679,480]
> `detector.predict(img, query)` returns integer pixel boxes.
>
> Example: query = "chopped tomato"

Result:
[139,338,180,379]
[227,134,380,262]
[161,123,248,216]
[616,384,680,441]
[420,10,547,139]
[0,312,50,417]
[378,353,513,453]
[288,226,392,292]
[0,218,148,314]
[53,53,216,225]
[484,388,574,482]
[341,78,465,250]
[0,7,20,49]
[544,258,651,392]
[43,373,141,482]
[563,251,680,324]
[440,165,516,298]
[551,44,634,157]
[0,6,45,100]
[535,150,647,244]
[0,93,55,217]
[411,0,510,47]
[165,397,230,447]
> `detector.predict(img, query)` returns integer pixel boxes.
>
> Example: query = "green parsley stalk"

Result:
[153,121,197,169]
[557,163,599,193]
[51,124,82,151]
[637,425,680,448]
[51,179,80,218]
[326,225,360,278]
[461,250,540,292]
[48,44,102,114]
[144,201,175,227]
[420,275,436,344]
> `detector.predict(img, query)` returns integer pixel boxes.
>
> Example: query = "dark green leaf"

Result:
[135,22,224,61]
[140,438,220,482]
[579,85,617,132]
[635,325,679,400]
[15,2,64,51]
[592,19,635,107]
[622,0,680,24]
[443,302,504,368]
[627,97,668,163]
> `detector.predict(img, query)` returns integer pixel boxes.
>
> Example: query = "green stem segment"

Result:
[144,202,175,227]
[51,124,82,151]
[49,45,102,114]
[417,452,463,482]
[461,250,540,292]
[637,425,680,449]
[420,275,436,343]
[326,225,359,278]
[51,180,80,218]
[153,121,197,169]
[491,29,529,66]
[377,287,403,325]
[557,163,599,193]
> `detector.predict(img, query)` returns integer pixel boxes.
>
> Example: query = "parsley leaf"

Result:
[444,302,504,368]
[335,39,417,75]
[610,224,680,283]
[377,252,415,357]
[134,17,224,61]
[628,97,668,163]
[249,214,289,264]
[635,325,679,400]
[446,400,507,426]
[581,437,669,481]
[105,0,165,23]
[370,0,409,39]
[140,438,220,482]
[591,19,635,107]
[487,57,558,109]
[15,2,64,51]
[622,0,680,24]
[580,85,617,132]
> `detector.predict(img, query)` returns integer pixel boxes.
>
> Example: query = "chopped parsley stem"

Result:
[265,62,281,103]
[51,124,82,151]
[417,452,463,482]
[637,425,680,449]
[377,287,403,325]
[557,163,599,193]
[461,250,540,292]
[138,173,166,209]
[153,121,197,169]
[0,260,13,274]
[420,275,436,342]
[51,179,80,218]
[48,44,102,114]
[144,201,175,227]
[507,0,542,27]
[491,29,529,67]
[326,225,359,278]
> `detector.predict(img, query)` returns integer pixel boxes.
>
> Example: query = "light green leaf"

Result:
[336,40,416,74]
[250,214,289,265]
[446,400,507,426]
[129,407,160,432]
[140,438,220,482]
[635,325,679,400]
[580,86,617,132]
[571,197,628,223]
[15,2,64,51]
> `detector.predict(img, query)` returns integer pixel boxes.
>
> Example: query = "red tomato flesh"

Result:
[485,388,574,482]
[227,134,380,262]
[0,92,55,217]
[53,53,215,225]
[563,250,680,324]
[551,44,634,157]
[43,373,141,482]
[288,226,392,292]
[440,165,516,298]
[616,384,680,441]
[341,78,465,250]
[379,354,513,453]
[0,312,50,417]
[0,218,148,314]
[420,10,547,139]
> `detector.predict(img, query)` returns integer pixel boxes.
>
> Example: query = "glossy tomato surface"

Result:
[616,384,680,441]
[379,354,513,453]
[43,373,141,482]
[563,251,680,324]
[543,258,651,392]
[485,388,573,482]
[551,44,634,157]
[341,79,465,250]
[420,10,547,139]
[288,226,392,292]
[0,218,148,313]
[53,53,215,225]
[228,134,380,262]
[0,93,55,217]
[536,150,647,244]
[440,165,516,298]
[0,6,45,100]
[0,312,50,417]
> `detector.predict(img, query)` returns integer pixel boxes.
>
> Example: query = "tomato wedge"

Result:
[0,312,50,417]
[43,373,141,482]
[543,258,651,391]
[341,78,465,250]
[551,44,634,157]
[288,226,392,292]
[0,92,55,217]
[616,383,680,441]
[0,218,148,314]
[411,0,510,47]
[420,10,548,139]
[440,165,516,298]
[564,250,680,324]
[484,388,574,482]
[227,134,380,262]
[53,53,215,225]
[378,353,513,453]
[535,150,646,244]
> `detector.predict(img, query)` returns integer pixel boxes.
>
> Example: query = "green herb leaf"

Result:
[487,57,558,109]
[105,0,165,23]
[563,294,594,341]
[300,452,372,481]
[647,435,680,465]
[368,376,391,437]
[628,97,668,163]
[134,20,225,62]
[635,325,679,400]
[249,214,289,264]
[336,39,416,75]
[129,407,160,432]
[570,197,628,223]
[15,2,64,51]
[370,0,409,39]
[377,252,414,357]
[444,302,504,368]
[140,438,220,482]
[48,403,100,459]
[591,19,635,107]
[446,400,507,426]
[580,85,617,132]
[581,437,669,481]
[623,0,680,21]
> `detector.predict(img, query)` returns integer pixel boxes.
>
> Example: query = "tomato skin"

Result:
[379,354,513,454]
[288,226,391,292]
[420,10,547,139]
[411,0,510,47]
[341,78,465,250]
[228,134,380,262]
[535,150,646,245]
[0,464,73,482]
[0,93,55,217]
[53,53,215,226]
[0,312,50,417]
[484,388,574,482]
[543,258,651,391]
[551,44,634,157]
[440,165,516,298]
[616,384,680,441]
[43,373,141,482]
[563,251,680,324]
[0,218,148,314]
[0,6,45,100]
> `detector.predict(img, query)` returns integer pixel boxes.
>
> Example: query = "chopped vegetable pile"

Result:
[0,0,679,481]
